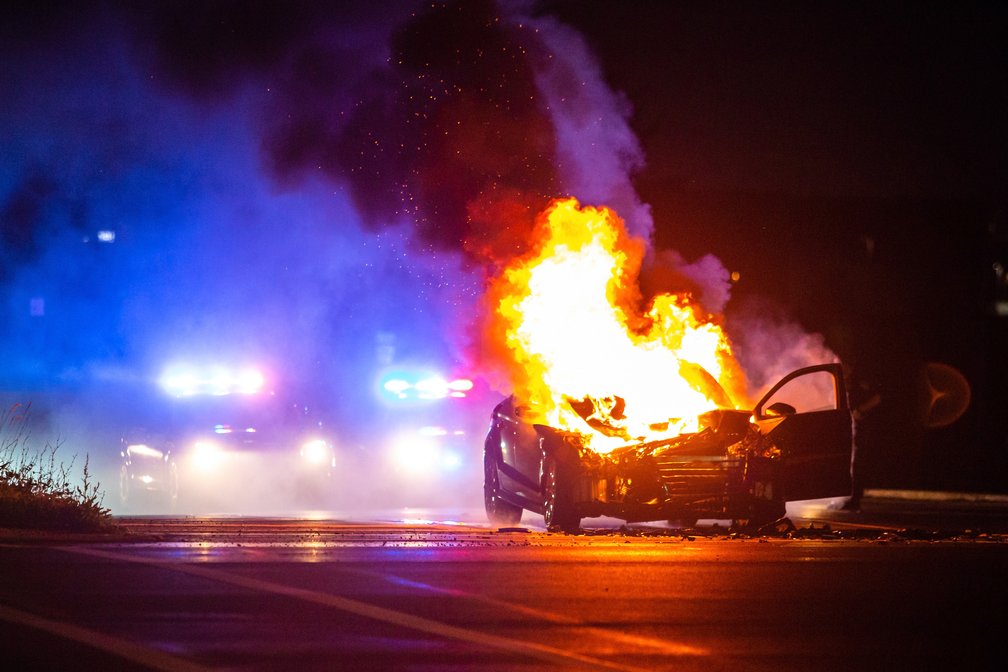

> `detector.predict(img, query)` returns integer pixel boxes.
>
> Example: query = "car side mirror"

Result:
[766,402,797,417]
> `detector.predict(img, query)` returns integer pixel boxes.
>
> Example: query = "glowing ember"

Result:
[486,198,746,453]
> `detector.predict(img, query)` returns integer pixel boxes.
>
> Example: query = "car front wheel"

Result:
[484,451,522,526]
[543,455,580,533]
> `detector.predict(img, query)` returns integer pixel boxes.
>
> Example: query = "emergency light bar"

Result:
[160,365,265,397]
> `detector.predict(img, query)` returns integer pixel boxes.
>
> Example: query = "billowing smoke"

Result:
[511,4,837,405]
[1,1,834,515]
[511,6,654,242]
[726,295,839,396]
[251,0,559,266]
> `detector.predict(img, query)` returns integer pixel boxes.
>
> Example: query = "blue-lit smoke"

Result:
[1,4,479,400]
[0,4,494,511]
[1,2,832,515]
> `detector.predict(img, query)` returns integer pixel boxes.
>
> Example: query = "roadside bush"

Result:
[0,403,112,531]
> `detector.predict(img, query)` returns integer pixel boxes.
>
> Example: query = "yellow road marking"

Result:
[364,569,708,656]
[231,544,707,657]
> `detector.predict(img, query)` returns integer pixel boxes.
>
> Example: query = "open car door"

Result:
[752,364,853,502]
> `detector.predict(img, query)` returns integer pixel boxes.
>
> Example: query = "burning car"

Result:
[118,364,336,511]
[475,198,860,532]
[484,363,853,531]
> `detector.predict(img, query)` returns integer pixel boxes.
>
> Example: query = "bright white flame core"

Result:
[493,199,739,453]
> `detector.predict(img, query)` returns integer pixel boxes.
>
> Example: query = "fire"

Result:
[486,198,745,453]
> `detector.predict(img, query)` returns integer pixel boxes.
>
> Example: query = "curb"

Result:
[866,489,1008,504]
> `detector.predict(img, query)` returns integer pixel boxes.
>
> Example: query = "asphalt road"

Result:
[2,500,1006,672]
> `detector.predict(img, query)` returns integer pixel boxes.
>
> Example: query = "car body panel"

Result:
[494,399,543,501]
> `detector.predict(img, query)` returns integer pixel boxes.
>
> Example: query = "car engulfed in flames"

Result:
[484,362,853,532]
[479,198,853,531]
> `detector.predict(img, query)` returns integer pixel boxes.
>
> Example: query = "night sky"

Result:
[549,1,1008,491]
[2,1,1006,492]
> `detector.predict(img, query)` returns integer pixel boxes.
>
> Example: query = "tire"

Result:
[484,450,522,526]
[542,454,580,533]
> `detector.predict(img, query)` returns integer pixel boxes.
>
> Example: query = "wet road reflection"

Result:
[2,501,1006,671]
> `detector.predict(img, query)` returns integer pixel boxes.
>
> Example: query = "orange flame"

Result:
[485,198,746,453]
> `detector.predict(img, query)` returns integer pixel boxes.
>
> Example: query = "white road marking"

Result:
[231,544,707,656]
[63,545,663,671]
[367,570,708,656]
[0,603,213,672]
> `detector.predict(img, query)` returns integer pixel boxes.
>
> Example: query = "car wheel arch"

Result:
[484,449,523,526]
[541,452,581,533]
[536,431,582,533]
[483,417,523,526]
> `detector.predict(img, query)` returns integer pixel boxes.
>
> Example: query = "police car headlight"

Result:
[300,439,331,466]
[191,441,223,472]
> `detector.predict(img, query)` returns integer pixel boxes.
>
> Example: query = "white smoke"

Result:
[510,7,654,241]
[727,296,840,400]
[650,249,734,315]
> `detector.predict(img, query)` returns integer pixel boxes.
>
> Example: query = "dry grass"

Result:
[1,403,112,531]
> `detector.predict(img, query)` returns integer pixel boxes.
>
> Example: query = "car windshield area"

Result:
[165,394,320,438]
[118,386,321,443]
[759,368,840,416]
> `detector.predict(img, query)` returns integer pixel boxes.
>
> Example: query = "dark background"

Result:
[545,1,1007,492]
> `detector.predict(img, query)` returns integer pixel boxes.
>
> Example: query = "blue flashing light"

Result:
[379,369,474,402]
